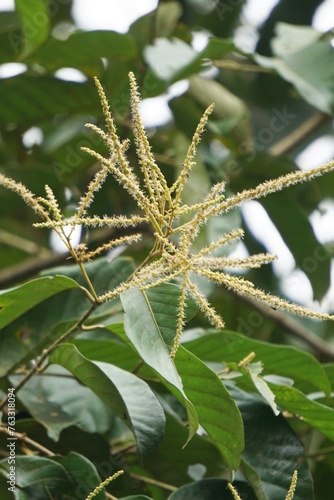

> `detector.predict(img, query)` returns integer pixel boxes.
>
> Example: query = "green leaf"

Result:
[15,0,50,58]
[145,413,224,487]
[238,363,280,416]
[0,257,135,377]
[144,37,197,81]
[49,343,165,459]
[175,347,244,473]
[0,275,80,329]
[0,75,100,128]
[121,286,199,442]
[0,455,73,498]
[144,36,233,83]
[73,337,141,371]
[184,331,331,396]
[10,365,118,441]
[43,256,135,322]
[51,452,105,500]
[168,478,256,499]
[323,363,334,390]
[144,283,198,350]
[255,39,334,115]
[269,383,334,442]
[173,36,235,82]
[28,30,138,76]
[119,497,153,500]
[231,386,314,500]
[156,1,182,38]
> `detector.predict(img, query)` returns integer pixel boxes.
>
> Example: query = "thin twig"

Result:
[269,112,329,156]
[129,472,177,492]
[0,426,54,457]
[213,59,272,73]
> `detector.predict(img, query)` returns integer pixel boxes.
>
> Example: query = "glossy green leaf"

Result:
[231,386,314,500]
[0,275,80,329]
[269,383,334,441]
[73,337,141,371]
[49,343,165,459]
[121,286,199,442]
[143,283,198,350]
[15,0,50,57]
[168,478,256,499]
[175,347,244,473]
[51,452,106,499]
[184,331,331,395]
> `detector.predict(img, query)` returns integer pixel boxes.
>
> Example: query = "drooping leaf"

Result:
[0,275,80,329]
[175,347,244,474]
[49,343,165,459]
[121,286,199,442]
[231,385,314,500]
[10,365,118,441]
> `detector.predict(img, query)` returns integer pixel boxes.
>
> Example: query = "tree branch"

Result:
[0,425,54,457]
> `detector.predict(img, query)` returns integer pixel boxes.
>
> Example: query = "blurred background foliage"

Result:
[0,1,334,497]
